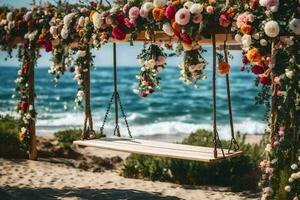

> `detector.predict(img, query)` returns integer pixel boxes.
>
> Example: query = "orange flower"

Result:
[182,42,193,51]
[152,8,164,22]
[218,61,230,75]
[240,24,252,35]
[247,48,261,63]
[89,10,96,22]
[171,20,181,32]
[19,132,25,142]
[172,0,180,6]
[226,7,235,18]
[209,0,216,4]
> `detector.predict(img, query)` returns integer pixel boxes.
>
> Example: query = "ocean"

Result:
[0,48,266,139]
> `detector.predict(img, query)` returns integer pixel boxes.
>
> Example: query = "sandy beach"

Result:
[0,134,262,200]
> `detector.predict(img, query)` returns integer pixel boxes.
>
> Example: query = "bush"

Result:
[122,129,267,192]
[0,115,26,158]
[54,129,82,149]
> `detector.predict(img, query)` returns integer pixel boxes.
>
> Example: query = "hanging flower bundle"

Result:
[136,43,166,97]
[178,44,207,85]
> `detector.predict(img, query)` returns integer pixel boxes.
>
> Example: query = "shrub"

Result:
[122,129,267,191]
[0,115,26,158]
[54,129,82,149]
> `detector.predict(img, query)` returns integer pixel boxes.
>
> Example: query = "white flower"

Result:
[162,23,174,36]
[184,1,193,9]
[291,173,297,179]
[142,2,154,13]
[259,0,267,6]
[110,5,120,14]
[76,50,86,57]
[49,26,58,36]
[92,12,103,29]
[285,69,294,79]
[63,13,75,27]
[6,12,13,21]
[264,20,280,38]
[289,18,300,35]
[242,34,252,49]
[21,127,27,133]
[84,17,89,26]
[189,4,203,14]
[61,28,69,39]
[29,105,33,111]
[234,34,242,43]
[78,16,85,27]
[291,164,298,170]
[153,0,167,8]
[28,30,37,41]
[265,144,272,152]
[288,177,294,183]
[77,90,84,101]
[298,156,300,161]
[284,185,291,192]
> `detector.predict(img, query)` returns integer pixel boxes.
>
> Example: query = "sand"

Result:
[0,158,259,200]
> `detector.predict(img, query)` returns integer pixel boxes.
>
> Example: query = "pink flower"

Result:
[124,18,135,28]
[277,90,283,96]
[240,66,245,71]
[236,12,254,28]
[192,13,202,24]
[251,64,264,75]
[141,92,148,97]
[42,40,52,52]
[266,0,279,8]
[273,141,279,148]
[112,26,126,40]
[22,63,29,74]
[180,33,192,44]
[219,14,230,28]
[123,3,129,14]
[165,4,176,20]
[23,13,31,22]
[156,56,166,65]
[279,127,285,136]
[105,16,112,25]
[129,6,140,20]
[206,6,214,14]
[140,8,148,18]
[266,167,274,174]
[81,7,88,13]
[259,76,271,85]
[175,8,191,25]
[274,76,280,84]
[260,160,269,168]
[262,174,267,180]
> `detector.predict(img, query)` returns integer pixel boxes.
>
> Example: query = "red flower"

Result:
[42,40,52,52]
[251,64,264,75]
[90,1,97,7]
[259,76,271,85]
[180,33,192,44]
[240,66,245,71]
[116,14,125,25]
[112,26,126,40]
[19,101,29,110]
[141,92,148,97]
[22,63,30,74]
[219,13,230,28]
[149,89,155,94]
[165,4,176,20]
[59,65,66,72]
[242,56,248,64]
[23,39,29,49]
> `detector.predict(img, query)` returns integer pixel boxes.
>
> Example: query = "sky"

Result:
[0,0,243,67]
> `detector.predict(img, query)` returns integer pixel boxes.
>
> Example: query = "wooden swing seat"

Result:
[73,137,242,163]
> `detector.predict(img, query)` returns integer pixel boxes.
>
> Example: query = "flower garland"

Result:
[136,43,166,97]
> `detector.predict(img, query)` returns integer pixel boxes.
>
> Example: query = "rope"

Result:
[223,33,239,153]
[212,33,225,158]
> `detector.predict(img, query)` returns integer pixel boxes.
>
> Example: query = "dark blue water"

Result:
[0,64,266,137]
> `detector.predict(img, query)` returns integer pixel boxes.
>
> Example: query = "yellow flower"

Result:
[19,132,25,142]
[247,48,261,63]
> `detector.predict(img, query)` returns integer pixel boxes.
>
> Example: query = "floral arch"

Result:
[0,0,299,199]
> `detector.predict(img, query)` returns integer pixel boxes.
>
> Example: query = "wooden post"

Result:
[28,59,37,160]
[270,42,277,146]
[82,45,94,139]
[212,34,218,158]
[113,43,120,137]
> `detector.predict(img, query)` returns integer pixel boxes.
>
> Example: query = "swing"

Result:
[74,34,242,163]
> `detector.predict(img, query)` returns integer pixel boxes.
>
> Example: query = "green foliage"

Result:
[274,168,289,200]
[54,129,82,149]
[0,115,26,158]
[122,129,267,191]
